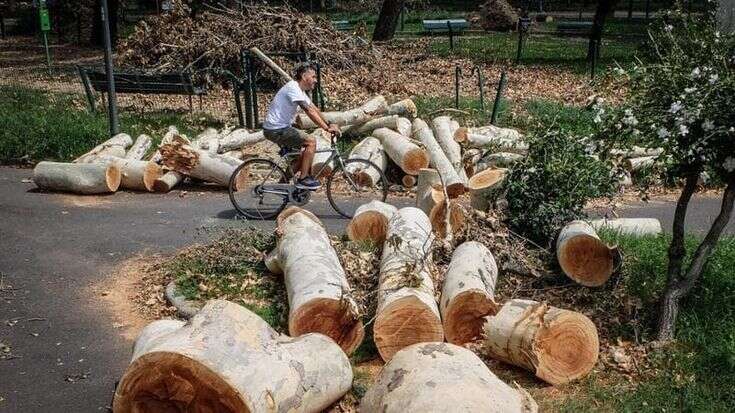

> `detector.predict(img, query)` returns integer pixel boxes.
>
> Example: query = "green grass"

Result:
[555,232,735,411]
[413,95,510,126]
[0,85,223,164]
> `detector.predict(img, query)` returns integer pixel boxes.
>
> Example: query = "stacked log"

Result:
[272,207,364,354]
[396,117,412,137]
[475,151,525,172]
[346,200,398,244]
[455,125,527,153]
[98,156,163,192]
[159,134,238,187]
[344,136,388,186]
[432,116,467,182]
[483,299,599,385]
[372,127,429,176]
[440,241,499,345]
[415,168,465,238]
[33,162,121,194]
[74,133,132,163]
[214,129,265,153]
[361,342,538,413]
[343,115,399,138]
[374,207,444,361]
[412,118,466,197]
[467,167,508,212]
[556,220,617,287]
[386,98,417,118]
[113,300,353,412]
[295,95,388,129]
[124,134,152,160]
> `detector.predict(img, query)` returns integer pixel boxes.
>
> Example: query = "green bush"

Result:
[505,130,615,243]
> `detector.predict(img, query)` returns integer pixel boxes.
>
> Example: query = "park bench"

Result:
[76,66,207,113]
[555,21,593,37]
[422,19,469,34]
[331,20,353,31]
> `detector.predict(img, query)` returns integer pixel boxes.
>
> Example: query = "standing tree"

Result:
[588,0,620,60]
[594,6,735,340]
[91,0,118,47]
[372,0,404,41]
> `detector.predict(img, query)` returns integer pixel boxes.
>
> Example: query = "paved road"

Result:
[0,166,731,412]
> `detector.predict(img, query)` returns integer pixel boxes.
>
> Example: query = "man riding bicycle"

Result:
[262,62,341,191]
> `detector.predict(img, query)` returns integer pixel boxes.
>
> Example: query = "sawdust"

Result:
[56,193,117,208]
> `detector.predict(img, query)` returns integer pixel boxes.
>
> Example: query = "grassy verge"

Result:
[0,85,223,164]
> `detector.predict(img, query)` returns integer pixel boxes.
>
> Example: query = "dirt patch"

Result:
[57,193,118,208]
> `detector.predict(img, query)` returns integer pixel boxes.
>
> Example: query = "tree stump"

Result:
[468,167,507,212]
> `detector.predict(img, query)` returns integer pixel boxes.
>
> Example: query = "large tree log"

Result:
[455,126,527,153]
[33,162,121,194]
[556,220,617,287]
[346,200,398,244]
[193,127,221,153]
[468,167,508,212]
[475,152,526,172]
[440,241,499,345]
[150,127,186,193]
[374,207,444,361]
[624,156,656,172]
[216,129,265,153]
[276,207,364,354]
[343,115,399,138]
[372,127,429,175]
[343,136,388,187]
[159,135,237,187]
[401,174,416,188]
[432,116,466,181]
[124,134,152,160]
[361,342,538,413]
[98,156,163,192]
[311,130,334,178]
[295,96,388,129]
[463,148,485,177]
[483,299,599,385]
[74,133,132,163]
[113,300,353,413]
[249,47,292,83]
[415,168,465,238]
[386,98,418,118]
[396,117,412,137]
[590,218,662,236]
[412,118,465,197]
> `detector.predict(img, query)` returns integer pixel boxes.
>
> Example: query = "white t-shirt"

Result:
[263,80,312,130]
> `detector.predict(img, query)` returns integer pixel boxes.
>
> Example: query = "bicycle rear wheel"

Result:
[326,158,389,218]
[229,158,289,220]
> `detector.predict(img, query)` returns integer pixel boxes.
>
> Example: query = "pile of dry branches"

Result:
[117,1,379,84]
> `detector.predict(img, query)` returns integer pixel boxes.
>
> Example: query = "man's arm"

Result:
[299,102,341,137]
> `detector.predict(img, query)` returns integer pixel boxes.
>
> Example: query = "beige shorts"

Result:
[263,127,311,149]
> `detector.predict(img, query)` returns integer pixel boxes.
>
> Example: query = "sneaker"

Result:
[295,176,322,190]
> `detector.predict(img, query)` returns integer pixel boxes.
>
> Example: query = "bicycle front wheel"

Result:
[229,158,289,220]
[326,158,389,218]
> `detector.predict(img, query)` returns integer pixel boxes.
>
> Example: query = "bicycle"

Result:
[228,135,389,220]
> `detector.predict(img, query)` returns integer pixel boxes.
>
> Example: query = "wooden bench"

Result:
[77,66,206,113]
[556,21,593,37]
[422,19,469,33]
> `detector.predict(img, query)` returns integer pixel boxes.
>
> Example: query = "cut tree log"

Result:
[217,129,265,153]
[276,207,364,354]
[415,168,465,238]
[124,134,152,160]
[296,96,388,129]
[372,127,429,176]
[345,200,398,244]
[386,98,418,118]
[412,118,465,197]
[556,220,617,287]
[468,167,508,212]
[150,127,186,193]
[432,116,466,181]
[455,126,527,153]
[624,156,656,172]
[311,130,334,178]
[463,148,484,177]
[475,152,525,172]
[193,127,221,153]
[396,117,412,137]
[361,342,538,413]
[113,300,353,413]
[343,115,398,138]
[483,299,599,385]
[98,156,163,192]
[374,207,444,361]
[343,136,387,186]
[159,135,237,187]
[440,241,499,345]
[590,218,662,237]
[401,174,416,188]
[33,162,121,194]
[74,133,132,163]
[249,46,292,83]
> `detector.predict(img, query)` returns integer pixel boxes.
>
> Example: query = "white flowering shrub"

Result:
[596,6,735,181]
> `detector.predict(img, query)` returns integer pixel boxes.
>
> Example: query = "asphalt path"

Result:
[0,166,731,412]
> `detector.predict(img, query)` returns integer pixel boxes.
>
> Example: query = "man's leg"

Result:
[299,136,316,179]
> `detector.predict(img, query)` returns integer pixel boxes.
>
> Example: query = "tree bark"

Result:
[275,207,365,354]
[375,207,444,361]
[295,96,388,129]
[556,220,617,287]
[372,127,429,175]
[113,300,353,413]
[467,167,508,212]
[98,156,162,192]
[344,136,388,186]
[432,116,467,183]
[483,299,599,385]
[33,162,121,194]
[386,99,417,119]
[590,218,662,237]
[440,241,499,345]
[159,135,238,187]
[396,117,412,137]
[346,200,398,244]
[124,134,152,160]
[361,342,538,413]
[412,118,465,197]
[74,133,132,163]
[343,115,399,138]
[372,0,405,42]
[587,0,619,60]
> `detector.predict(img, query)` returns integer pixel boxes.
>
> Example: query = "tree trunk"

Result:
[372,127,429,175]
[401,174,416,188]
[343,115,399,138]
[556,220,617,287]
[124,134,152,160]
[33,162,121,194]
[275,207,365,354]
[432,116,467,183]
[590,218,662,237]
[344,136,387,187]
[113,300,353,413]
[375,207,444,361]
[396,117,412,137]
[386,98,417,119]
[483,299,599,385]
[150,127,185,192]
[372,0,405,41]
[361,342,538,413]
[295,96,388,129]
[311,130,334,178]
[91,0,118,47]
[587,0,619,60]
[468,167,508,212]
[74,133,132,163]
[624,156,657,172]
[454,126,527,153]
[346,200,398,244]
[475,152,525,172]
[159,135,238,187]
[216,129,265,153]
[98,156,162,192]
[415,168,465,238]
[412,118,465,197]
[440,241,499,345]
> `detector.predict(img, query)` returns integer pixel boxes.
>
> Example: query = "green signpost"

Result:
[39,1,52,73]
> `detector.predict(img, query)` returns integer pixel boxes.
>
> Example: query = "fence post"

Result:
[490,71,507,125]
[516,18,526,64]
[454,66,461,109]
[447,21,454,51]
[590,40,598,79]
[474,65,485,112]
